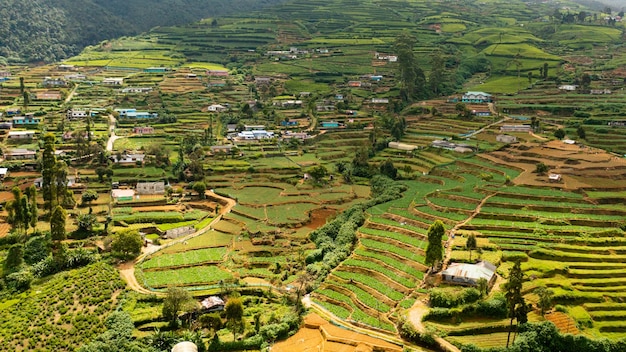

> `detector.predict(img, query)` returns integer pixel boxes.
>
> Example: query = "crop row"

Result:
[140,247,228,269]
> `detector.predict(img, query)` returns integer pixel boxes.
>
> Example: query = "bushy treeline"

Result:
[461,321,626,352]
[306,175,406,282]
[0,0,286,62]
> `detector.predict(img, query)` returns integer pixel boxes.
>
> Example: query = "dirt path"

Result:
[407,301,461,352]
[117,190,237,294]
[106,114,121,152]
[64,84,79,104]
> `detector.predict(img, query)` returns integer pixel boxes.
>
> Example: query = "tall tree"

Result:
[428,51,445,96]
[50,205,67,242]
[425,220,445,271]
[395,31,426,102]
[3,243,24,275]
[19,77,24,94]
[162,287,193,327]
[505,260,530,347]
[111,229,143,259]
[535,286,554,316]
[23,91,30,111]
[543,62,549,79]
[466,233,477,262]
[42,133,59,212]
[225,297,245,340]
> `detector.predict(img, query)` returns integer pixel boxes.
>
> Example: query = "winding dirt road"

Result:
[117,190,236,295]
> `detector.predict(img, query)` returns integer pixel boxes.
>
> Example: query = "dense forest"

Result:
[0,0,285,63]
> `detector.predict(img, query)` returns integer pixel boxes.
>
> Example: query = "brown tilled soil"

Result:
[481,140,626,190]
[271,313,403,352]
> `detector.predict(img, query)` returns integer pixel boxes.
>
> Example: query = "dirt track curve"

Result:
[117,190,236,296]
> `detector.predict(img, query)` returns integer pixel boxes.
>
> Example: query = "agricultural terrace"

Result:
[0,263,125,351]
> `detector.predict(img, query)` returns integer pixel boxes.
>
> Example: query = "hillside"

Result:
[0,0,285,63]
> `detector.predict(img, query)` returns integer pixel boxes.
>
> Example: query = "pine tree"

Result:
[42,133,58,212]
[425,220,445,271]
[505,260,530,347]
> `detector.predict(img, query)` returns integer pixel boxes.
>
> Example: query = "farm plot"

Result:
[138,265,233,288]
[140,247,228,269]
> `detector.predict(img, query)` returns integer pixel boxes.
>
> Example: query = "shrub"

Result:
[476,293,508,318]
[5,270,33,291]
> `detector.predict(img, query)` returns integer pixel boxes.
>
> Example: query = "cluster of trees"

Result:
[0,0,286,62]
[307,175,406,284]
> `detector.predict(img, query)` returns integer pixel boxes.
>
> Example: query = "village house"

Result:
[103,77,124,85]
[57,64,75,71]
[5,108,21,116]
[7,131,36,139]
[136,181,165,195]
[208,104,228,112]
[558,84,577,91]
[236,130,274,140]
[371,98,389,104]
[280,120,298,127]
[281,131,310,140]
[442,261,497,288]
[115,108,158,119]
[4,148,37,160]
[42,77,68,87]
[348,81,362,87]
[66,109,89,119]
[121,87,153,94]
[12,114,41,126]
[320,121,340,129]
[255,77,271,85]
[0,122,12,130]
[0,71,11,78]
[33,176,75,188]
[110,153,145,164]
[0,168,8,180]
[200,296,225,312]
[472,109,491,117]
[274,100,302,108]
[462,91,493,103]
[590,89,612,95]
[133,126,154,134]
[549,173,562,182]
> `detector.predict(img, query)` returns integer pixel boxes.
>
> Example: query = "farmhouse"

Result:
[558,84,577,91]
[371,98,389,104]
[115,108,158,119]
[244,125,266,131]
[472,110,491,117]
[590,89,612,95]
[320,121,340,129]
[496,134,517,144]
[57,64,75,70]
[103,77,124,85]
[0,168,8,179]
[185,73,198,79]
[133,126,154,134]
[43,77,67,87]
[136,181,165,195]
[549,173,562,182]
[66,109,89,119]
[281,131,311,140]
[4,148,36,160]
[111,189,135,202]
[348,81,362,87]
[121,87,153,94]
[33,176,76,188]
[200,296,225,312]
[462,91,492,103]
[236,130,274,140]
[500,124,531,132]
[12,115,41,126]
[110,153,145,164]
[208,104,227,112]
[5,108,21,116]
[7,131,36,139]
[442,261,497,288]
[255,77,271,85]
[388,141,418,151]
[280,120,298,127]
